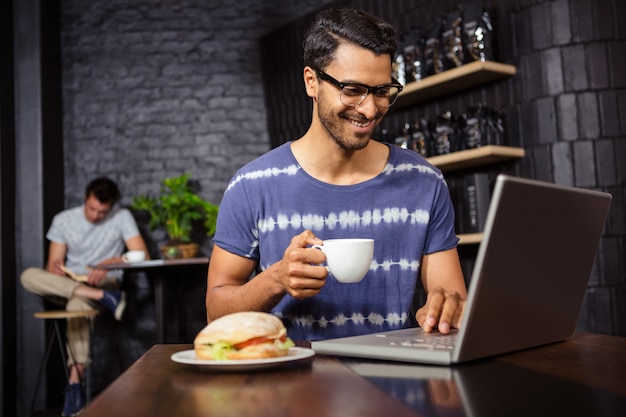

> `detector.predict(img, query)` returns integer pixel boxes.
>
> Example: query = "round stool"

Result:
[30,309,99,415]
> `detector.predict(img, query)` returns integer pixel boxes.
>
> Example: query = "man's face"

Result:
[315,43,393,151]
[83,194,113,224]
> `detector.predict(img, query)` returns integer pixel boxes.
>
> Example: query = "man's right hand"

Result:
[206,230,329,323]
[274,230,329,300]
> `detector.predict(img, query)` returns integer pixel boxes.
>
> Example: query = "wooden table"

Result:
[94,258,209,342]
[80,333,626,417]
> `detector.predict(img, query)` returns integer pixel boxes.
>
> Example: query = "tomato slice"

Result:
[233,335,286,350]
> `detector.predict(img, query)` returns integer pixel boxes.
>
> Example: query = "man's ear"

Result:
[303,66,318,98]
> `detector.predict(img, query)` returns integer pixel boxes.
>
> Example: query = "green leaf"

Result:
[211,342,234,361]
[275,337,295,350]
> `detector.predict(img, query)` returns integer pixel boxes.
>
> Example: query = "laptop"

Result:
[311,174,612,365]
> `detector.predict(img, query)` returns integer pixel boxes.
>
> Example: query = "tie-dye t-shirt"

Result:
[213,142,458,341]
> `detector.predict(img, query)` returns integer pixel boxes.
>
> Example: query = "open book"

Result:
[59,265,88,283]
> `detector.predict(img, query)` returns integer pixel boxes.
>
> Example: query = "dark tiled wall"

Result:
[261,0,626,336]
[507,0,626,337]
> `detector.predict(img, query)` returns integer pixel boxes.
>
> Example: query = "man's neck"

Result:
[291,131,389,186]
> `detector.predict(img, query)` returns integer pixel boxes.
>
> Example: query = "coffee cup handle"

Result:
[310,244,329,269]
[122,254,129,263]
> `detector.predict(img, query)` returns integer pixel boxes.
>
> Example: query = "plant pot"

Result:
[160,242,199,259]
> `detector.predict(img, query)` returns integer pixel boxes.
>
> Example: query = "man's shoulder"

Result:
[54,205,83,220]
[107,207,136,223]
[110,206,132,216]
[388,144,433,166]
[48,206,85,238]
[225,142,298,192]
[386,145,443,178]
[239,142,293,172]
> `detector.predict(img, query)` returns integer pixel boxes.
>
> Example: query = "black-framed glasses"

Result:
[315,68,403,108]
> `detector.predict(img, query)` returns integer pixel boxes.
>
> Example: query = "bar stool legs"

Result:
[30,310,99,416]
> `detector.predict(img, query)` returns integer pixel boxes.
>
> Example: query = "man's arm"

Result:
[91,234,151,267]
[45,241,68,275]
[124,235,151,259]
[415,247,467,334]
[205,230,327,323]
[87,234,151,286]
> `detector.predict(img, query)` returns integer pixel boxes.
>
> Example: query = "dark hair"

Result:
[85,177,121,205]
[303,8,397,71]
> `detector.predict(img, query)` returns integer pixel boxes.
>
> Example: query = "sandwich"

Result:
[194,311,294,360]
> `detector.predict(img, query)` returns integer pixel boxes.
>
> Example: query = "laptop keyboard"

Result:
[378,330,458,350]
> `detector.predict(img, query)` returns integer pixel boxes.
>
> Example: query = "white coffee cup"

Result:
[312,238,374,283]
[122,250,146,264]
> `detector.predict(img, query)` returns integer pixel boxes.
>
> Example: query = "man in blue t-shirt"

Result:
[207,8,467,341]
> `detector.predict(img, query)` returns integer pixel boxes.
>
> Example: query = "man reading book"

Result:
[20,176,149,417]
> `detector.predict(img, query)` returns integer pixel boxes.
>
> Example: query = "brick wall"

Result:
[60,0,334,256]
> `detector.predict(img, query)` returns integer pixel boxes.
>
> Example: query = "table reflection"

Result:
[344,359,626,417]
[343,361,466,417]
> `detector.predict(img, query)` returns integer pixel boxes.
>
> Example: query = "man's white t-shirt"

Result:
[47,205,141,278]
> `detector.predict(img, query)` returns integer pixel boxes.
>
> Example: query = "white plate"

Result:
[170,347,315,372]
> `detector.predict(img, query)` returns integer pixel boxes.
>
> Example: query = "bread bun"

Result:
[194,311,291,360]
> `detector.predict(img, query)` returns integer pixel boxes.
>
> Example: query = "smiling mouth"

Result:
[347,117,372,128]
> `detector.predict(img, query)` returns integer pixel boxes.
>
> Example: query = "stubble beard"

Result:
[317,94,376,152]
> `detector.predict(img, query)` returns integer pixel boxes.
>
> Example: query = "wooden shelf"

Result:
[426,145,525,173]
[458,233,483,245]
[387,61,519,246]
[393,60,516,110]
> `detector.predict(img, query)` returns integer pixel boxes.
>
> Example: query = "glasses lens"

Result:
[339,84,367,106]
[381,86,400,106]
[339,84,400,107]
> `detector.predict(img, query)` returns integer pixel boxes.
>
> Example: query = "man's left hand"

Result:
[415,287,465,333]
[86,268,108,286]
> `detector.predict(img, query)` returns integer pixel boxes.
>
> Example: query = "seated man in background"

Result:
[21,176,150,417]
[206,8,466,341]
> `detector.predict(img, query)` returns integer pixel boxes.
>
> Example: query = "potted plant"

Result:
[131,173,219,259]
